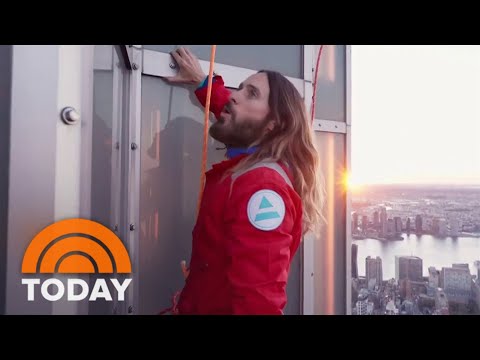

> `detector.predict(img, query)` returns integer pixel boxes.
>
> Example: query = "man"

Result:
[164,47,324,315]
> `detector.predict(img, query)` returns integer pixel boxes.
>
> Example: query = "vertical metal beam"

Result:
[302,45,315,315]
[345,45,353,314]
[126,45,142,315]
[6,45,59,314]
[52,45,91,315]
[0,45,12,315]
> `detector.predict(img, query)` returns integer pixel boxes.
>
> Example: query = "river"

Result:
[353,233,480,279]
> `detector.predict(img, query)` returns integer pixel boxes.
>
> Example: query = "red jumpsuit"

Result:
[176,76,303,315]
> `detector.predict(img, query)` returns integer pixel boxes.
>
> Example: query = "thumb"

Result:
[180,260,190,279]
[163,75,183,83]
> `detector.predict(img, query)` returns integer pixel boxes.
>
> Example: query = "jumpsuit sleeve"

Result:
[194,75,231,120]
[223,171,298,315]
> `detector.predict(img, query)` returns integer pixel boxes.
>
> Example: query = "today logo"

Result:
[21,218,132,302]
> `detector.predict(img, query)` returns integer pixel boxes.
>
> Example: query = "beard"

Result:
[209,114,269,148]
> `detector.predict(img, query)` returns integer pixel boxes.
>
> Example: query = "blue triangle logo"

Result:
[255,211,281,222]
[259,196,273,209]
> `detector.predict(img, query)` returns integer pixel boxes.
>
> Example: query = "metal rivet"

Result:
[169,62,176,69]
[130,224,135,231]
[131,143,138,150]
[132,63,139,70]
[60,107,80,125]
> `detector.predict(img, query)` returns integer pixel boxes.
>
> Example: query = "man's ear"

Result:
[264,119,276,133]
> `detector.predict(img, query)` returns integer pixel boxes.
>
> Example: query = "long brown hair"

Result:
[229,70,325,235]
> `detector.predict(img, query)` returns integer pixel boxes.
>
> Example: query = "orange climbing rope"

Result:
[311,45,325,125]
[196,45,217,218]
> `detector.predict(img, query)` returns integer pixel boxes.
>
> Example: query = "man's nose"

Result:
[229,91,239,105]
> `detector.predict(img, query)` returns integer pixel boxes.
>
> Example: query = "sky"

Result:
[350,45,480,186]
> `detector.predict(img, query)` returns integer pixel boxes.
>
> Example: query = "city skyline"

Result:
[350,45,480,186]
[351,184,480,315]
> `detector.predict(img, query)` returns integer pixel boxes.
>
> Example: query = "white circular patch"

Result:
[247,190,286,231]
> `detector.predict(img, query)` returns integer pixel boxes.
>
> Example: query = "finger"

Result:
[177,47,189,59]
[184,47,195,60]
[163,75,182,83]
[181,260,189,278]
[170,50,184,66]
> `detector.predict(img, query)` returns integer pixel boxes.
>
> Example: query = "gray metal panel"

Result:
[314,45,346,122]
[88,66,114,316]
[90,69,114,228]
[313,132,347,314]
[6,45,59,314]
[0,45,12,314]
[143,45,303,79]
[285,247,301,315]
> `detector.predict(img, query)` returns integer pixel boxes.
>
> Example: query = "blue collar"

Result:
[226,146,258,159]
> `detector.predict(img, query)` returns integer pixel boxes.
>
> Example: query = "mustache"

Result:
[224,102,236,117]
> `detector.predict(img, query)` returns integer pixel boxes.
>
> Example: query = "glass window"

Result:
[138,75,228,314]
[314,45,346,122]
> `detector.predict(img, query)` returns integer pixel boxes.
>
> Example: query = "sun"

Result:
[342,172,364,192]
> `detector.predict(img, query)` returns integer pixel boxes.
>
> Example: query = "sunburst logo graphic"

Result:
[21,219,132,303]
[22,218,131,274]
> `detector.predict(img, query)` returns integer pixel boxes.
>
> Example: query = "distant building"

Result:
[356,299,368,315]
[452,263,470,270]
[428,267,440,288]
[356,289,372,315]
[356,298,374,315]
[474,281,480,313]
[352,244,358,279]
[432,217,439,235]
[366,256,383,290]
[395,256,423,282]
[434,288,449,315]
[362,215,368,232]
[439,219,447,237]
[431,217,447,237]
[352,211,359,232]
[385,300,399,315]
[440,265,472,303]
[406,280,427,299]
[394,217,403,233]
[415,215,422,233]
[387,219,395,235]
[450,218,461,237]
[380,206,388,236]
[373,211,379,229]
